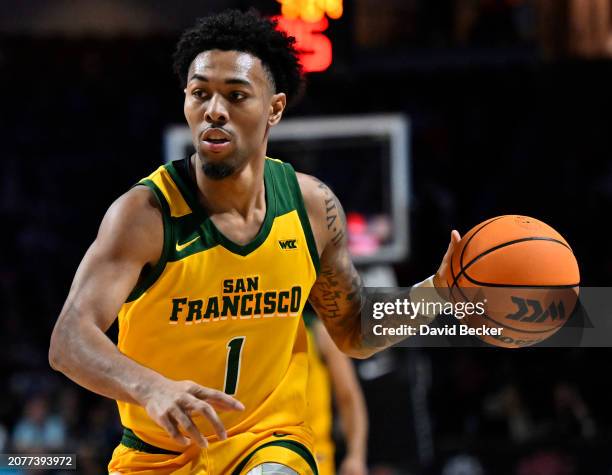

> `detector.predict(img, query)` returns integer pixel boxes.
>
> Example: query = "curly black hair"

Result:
[173,9,304,105]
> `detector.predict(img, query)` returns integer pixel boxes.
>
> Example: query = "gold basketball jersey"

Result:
[304,315,335,475]
[116,157,320,452]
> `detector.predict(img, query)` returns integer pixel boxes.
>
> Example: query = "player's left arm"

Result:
[298,173,460,359]
[298,173,367,357]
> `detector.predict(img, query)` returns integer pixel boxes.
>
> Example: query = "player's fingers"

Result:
[441,230,461,264]
[157,414,190,447]
[191,386,245,411]
[207,396,245,412]
[170,407,207,448]
[444,231,457,256]
[190,401,228,441]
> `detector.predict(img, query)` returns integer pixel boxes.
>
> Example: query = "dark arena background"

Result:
[1,1,612,474]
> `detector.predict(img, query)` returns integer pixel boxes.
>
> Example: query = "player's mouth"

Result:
[201,128,233,153]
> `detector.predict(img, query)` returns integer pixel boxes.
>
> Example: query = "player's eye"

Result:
[192,89,207,99]
[230,91,247,101]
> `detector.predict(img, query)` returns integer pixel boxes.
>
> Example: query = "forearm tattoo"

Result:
[306,177,434,355]
[308,178,365,348]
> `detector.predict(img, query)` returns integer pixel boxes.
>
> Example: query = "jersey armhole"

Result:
[124,179,173,303]
[282,163,321,276]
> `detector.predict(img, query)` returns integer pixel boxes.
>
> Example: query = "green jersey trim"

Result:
[231,439,319,475]
[166,211,221,262]
[120,427,181,455]
[125,180,173,303]
[280,162,321,275]
[166,158,277,257]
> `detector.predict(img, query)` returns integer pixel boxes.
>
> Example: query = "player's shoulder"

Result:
[295,172,334,208]
[296,172,344,254]
[107,185,162,226]
[296,172,331,220]
[96,186,163,259]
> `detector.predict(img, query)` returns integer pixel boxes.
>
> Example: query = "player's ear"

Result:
[268,92,286,127]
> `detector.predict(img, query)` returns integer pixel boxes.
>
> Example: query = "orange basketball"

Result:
[443,215,580,348]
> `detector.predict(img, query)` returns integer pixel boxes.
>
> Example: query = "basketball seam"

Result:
[450,254,470,304]
[451,216,506,301]
[449,220,579,338]
[459,237,578,288]
[452,216,507,290]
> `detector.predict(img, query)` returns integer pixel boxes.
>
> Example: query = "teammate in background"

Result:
[49,9,459,475]
[305,313,368,475]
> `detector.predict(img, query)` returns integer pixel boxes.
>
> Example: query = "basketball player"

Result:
[49,10,460,474]
[304,314,368,475]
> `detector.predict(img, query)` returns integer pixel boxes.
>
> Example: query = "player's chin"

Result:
[198,152,239,180]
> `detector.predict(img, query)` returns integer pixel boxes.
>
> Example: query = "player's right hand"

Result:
[139,378,245,448]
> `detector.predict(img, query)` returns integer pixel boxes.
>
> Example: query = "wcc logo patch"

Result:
[278,239,298,250]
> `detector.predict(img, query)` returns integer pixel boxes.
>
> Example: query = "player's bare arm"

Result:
[297,174,366,357]
[298,173,461,358]
[49,186,243,448]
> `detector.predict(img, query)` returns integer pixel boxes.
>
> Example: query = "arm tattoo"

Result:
[310,261,363,322]
[307,177,365,352]
[311,177,345,248]
[306,176,435,356]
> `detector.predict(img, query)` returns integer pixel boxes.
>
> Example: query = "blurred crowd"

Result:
[0,350,608,474]
[0,380,121,474]
[356,348,610,474]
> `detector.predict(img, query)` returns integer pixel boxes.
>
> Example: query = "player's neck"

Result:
[191,155,266,218]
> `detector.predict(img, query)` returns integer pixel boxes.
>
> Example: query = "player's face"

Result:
[184,50,285,180]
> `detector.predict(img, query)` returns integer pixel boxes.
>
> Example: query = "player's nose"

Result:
[204,94,228,125]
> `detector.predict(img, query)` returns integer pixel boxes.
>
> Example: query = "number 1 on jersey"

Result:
[224,336,245,395]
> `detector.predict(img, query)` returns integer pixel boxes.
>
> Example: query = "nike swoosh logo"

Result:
[175,235,200,252]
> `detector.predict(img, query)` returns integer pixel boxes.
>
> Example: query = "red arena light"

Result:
[273,15,332,72]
